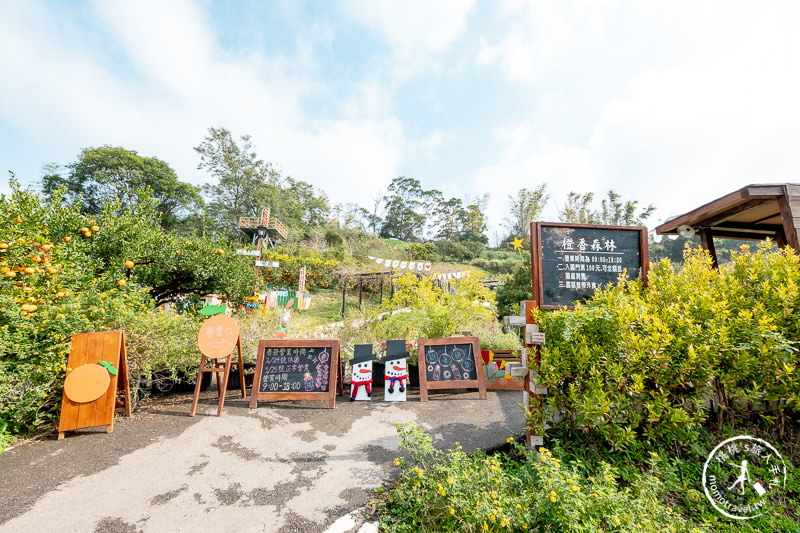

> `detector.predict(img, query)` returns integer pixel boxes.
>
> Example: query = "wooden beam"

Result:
[777,194,800,251]
[699,228,718,268]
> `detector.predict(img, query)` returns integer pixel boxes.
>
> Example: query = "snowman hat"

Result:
[351,344,375,365]
[381,339,409,364]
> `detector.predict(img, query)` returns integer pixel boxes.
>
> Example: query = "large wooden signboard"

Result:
[250,339,340,409]
[531,222,649,309]
[58,331,131,439]
[417,337,487,401]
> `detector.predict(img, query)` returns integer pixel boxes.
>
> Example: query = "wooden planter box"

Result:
[481,349,525,391]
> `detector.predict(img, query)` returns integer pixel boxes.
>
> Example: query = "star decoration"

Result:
[509,236,525,259]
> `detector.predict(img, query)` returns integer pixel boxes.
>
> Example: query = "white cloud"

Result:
[341,0,475,80]
[470,1,800,240]
[0,0,408,212]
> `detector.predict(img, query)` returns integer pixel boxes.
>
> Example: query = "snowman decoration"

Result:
[350,344,374,401]
[383,340,409,402]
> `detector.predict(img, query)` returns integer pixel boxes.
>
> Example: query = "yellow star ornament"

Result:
[509,236,524,259]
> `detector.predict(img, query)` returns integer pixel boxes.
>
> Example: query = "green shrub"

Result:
[538,244,800,455]
[384,271,495,339]
[380,423,703,533]
[0,181,252,443]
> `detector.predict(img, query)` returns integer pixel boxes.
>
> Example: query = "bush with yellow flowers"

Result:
[379,423,705,533]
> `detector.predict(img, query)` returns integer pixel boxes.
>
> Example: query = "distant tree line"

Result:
[40,127,657,262]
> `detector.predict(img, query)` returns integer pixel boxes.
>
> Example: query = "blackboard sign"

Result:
[249,338,340,409]
[531,222,649,310]
[417,337,487,401]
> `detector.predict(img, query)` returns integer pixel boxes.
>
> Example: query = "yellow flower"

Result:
[507,436,514,443]
[449,507,455,515]
[550,490,556,498]
[394,458,400,466]
[458,445,463,450]
[516,504,522,509]
[483,522,488,531]
[500,521,506,527]
[490,514,496,521]
[571,485,579,492]
[522,525,527,530]
[417,471,423,478]
[447,477,454,484]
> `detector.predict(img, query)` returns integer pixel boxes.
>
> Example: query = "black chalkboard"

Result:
[423,343,478,382]
[249,339,340,408]
[417,337,488,401]
[532,222,648,309]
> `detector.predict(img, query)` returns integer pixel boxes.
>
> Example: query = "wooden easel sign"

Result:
[190,314,246,417]
[250,338,340,409]
[58,331,131,440]
[417,336,487,401]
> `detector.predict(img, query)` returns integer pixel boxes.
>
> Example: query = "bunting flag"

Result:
[368,256,432,272]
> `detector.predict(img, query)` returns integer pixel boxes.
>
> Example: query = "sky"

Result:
[2,0,800,245]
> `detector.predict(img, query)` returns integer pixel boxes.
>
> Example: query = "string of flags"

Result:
[367,256,474,282]
[368,256,432,271]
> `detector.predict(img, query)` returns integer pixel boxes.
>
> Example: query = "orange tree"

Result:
[0,181,254,442]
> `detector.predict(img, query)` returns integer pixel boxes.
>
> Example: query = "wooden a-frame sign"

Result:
[190,314,246,417]
[250,338,341,409]
[417,336,487,401]
[58,331,131,440]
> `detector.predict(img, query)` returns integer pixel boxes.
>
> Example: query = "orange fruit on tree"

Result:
[23,267,35,274]
[4,271,16,278]
[0,242,8,249]
[117,279,127,287]
[91,225,100,232]
[82,231,92,238]
[23,287,33,294]
[80,227,89,233]
[125,260,135,269]
[56,291,65,297]
[63,236,71,243]
[47,267,57,274]
[32,256,42,263]
[13,217,22,223]
[175,250,181,255]
[40,244,52,252]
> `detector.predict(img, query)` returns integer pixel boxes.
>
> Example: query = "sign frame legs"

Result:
[190,335,246,417]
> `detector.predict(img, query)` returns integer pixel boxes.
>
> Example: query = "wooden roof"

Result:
[655,184,800,251]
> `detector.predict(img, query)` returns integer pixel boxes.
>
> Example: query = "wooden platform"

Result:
[238,208,288,246]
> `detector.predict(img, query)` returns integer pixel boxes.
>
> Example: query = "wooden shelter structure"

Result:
[238,208,288,248]
[655,184,800,266]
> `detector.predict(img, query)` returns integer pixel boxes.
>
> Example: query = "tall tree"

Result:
[41,146,203,229]
[559,189,655,226]
[195,127,281,238]
[559,192,597,224]
[503,184,549,243]
[195,127,330,239]
[379,176,429,241]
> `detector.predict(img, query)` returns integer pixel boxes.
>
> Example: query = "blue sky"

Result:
[2,1,800,244]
